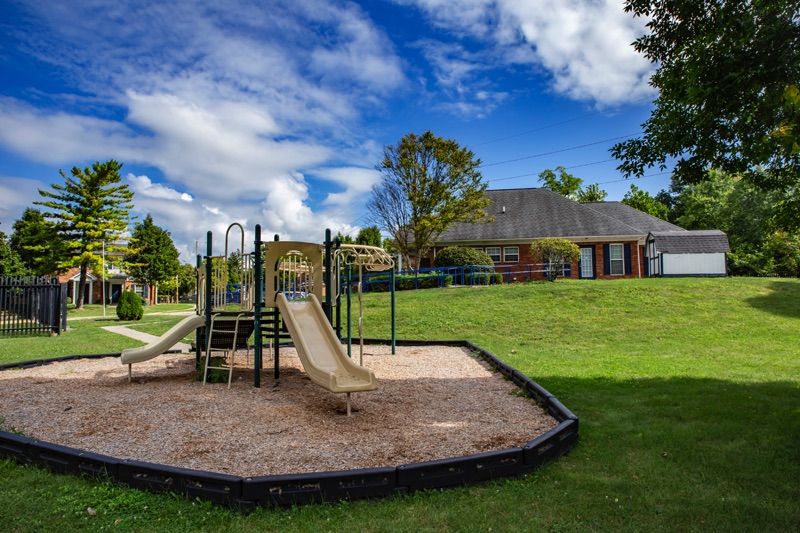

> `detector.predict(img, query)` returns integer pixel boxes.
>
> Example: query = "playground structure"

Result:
[121,223,395,414]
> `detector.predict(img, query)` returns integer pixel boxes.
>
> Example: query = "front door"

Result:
[579,246,595,279]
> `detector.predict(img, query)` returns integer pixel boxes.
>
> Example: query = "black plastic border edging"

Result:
[0,339,578,508]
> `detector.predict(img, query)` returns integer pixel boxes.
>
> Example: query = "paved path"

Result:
[102,325,191,353]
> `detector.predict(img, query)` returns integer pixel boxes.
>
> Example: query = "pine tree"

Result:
[36,160,133,308]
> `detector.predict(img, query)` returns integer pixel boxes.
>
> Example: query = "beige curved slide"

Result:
[120,315,205,380]
[276,293,377,395]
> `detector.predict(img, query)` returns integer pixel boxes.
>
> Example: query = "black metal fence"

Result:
[0,277,67,336]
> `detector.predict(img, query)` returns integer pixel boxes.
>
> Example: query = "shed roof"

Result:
[648,230,731,254]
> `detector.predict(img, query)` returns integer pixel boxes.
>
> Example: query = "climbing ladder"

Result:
[201,311,254,388]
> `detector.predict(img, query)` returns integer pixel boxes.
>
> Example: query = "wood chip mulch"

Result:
[0,345,558,477]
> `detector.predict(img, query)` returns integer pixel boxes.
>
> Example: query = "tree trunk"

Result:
[405,253,416,271]
[76,264,88,309]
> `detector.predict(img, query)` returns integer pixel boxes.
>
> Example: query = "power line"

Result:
[472,96,652,147]
[479,134,638,168]
[486,159,614,184]
[593,170,671,186]
[487,168,671,187]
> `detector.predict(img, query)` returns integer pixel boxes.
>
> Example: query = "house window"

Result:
[133,285,145,297]
[486,247,501,262]
[609,244,624,275]
[503,246,519,262]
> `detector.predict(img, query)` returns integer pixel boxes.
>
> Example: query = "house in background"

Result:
[58,255,139,305]
[431,188,730,279]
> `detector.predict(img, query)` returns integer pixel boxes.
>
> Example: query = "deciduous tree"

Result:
[577,183,609,203]
[0,230,27,277]
[538,166,583,200]
[177,263,197,298]
[368,131,491,269]
[125,214,179,306]
[10,208,66,276]
[35,160,133,308]
[226,249,243,285]
[612,0,800,229]
[622,184,669,220]
[356,225,382,247]
[530,238,580,281]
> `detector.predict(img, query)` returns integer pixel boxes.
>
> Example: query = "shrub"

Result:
[196,357,229,383]
[434,246,494,268]
[116,290,144,321]
[530,238,580,281]
[366,273,453,292]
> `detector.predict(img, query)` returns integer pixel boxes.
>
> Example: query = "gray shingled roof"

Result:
[437,188,671,243]
[583,201,684,233]
[648,230,731,253]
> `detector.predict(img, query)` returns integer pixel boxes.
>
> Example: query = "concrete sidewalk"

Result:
[102,325,191,353]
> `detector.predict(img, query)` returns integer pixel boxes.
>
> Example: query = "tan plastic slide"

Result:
[120,315,205,366]
[276,292,378,393]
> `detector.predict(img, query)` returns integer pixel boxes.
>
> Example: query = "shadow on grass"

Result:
[535,374,800,529]
[745,279,800,318]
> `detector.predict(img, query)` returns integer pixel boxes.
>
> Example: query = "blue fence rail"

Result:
[339,263,572,293]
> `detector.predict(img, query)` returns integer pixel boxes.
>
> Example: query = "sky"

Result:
[0,0,666,261]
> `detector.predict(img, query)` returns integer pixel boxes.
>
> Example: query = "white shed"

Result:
[646,230,731,277]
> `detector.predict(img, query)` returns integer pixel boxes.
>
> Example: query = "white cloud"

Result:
[0,98,142,163]
[0,177,47,229]
[127,174,193,203]
[396,0,654,106]
[313,167,382,206]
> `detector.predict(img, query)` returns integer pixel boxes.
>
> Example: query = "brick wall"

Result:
[431,242,645,280]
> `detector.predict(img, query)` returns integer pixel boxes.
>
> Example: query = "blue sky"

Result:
[0,0,665,261]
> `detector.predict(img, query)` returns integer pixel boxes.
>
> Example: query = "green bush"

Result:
[434,246,494,267]
[465,272,503,285]
[367,273,453,292]
[116,290,144,321]
[196,357,229,383]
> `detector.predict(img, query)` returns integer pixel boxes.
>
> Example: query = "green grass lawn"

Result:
[1,278,798,531]
[0,304,196,364]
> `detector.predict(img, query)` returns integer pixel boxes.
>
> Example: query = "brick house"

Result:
[430,188,730,280]
[58,258,140,305]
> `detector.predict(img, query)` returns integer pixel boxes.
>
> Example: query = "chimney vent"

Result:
[502,206,506,213]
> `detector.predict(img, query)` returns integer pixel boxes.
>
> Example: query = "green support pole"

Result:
[253,224,262,388]
[324,228,332,323]
[334,237,342,338]
[346,263,352,357]
[391,267,396,355]
[274,233,280,379]
[204,232,213,369]
[195,254,202,365]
